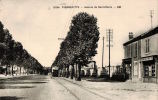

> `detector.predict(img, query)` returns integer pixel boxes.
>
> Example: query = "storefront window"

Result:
[144,65,149,76]
[144,64,156,77]
[149,66,152,76]
[152,65,155,76]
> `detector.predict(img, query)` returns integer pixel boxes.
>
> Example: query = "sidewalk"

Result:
[58,77,158,99]
[63,77,158,91]
[0,74,31,80]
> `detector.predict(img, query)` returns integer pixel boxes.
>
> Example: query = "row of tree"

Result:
[52,12,100,80]
[0,21,43,75]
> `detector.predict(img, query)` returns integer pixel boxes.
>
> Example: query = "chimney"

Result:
[129,32,134,40]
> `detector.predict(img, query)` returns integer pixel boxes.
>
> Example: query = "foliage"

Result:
[0,21,43,74]
[53,12,100,69]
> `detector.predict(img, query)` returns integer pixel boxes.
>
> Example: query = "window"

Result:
[152,65,155,76]
[144,65,149,76]
[127,45,131,58]
[144,64,156,77]
[149,66,152,76]
[125,45,129,58]
[134,43,138,57]
[125,46,128,58]
[128,45,130,57]
[145,39,150,53]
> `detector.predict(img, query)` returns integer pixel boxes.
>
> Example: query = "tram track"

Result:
[53,77,80,100]
[53,77,111,100]
[62,78,119,97]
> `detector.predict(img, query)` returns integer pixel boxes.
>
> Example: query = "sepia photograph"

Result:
[0,0,158,100]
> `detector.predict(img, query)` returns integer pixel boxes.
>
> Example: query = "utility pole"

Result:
[102,37,104,68]
[106,29,113,78]
[108,29,111,78]
[150,10,154,29]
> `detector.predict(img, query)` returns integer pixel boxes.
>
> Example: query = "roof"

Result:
[123,26,158,46]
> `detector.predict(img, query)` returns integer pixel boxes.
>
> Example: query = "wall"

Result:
[141,33,158,57]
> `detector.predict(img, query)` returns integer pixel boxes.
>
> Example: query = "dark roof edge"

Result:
[123,26,158,46]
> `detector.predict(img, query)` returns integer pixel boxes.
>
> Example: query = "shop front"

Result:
[142,56,158,83]
[122,58,132,80]
[133,61,142,81]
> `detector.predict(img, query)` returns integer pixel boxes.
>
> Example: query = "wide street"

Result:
[0,75,158,100]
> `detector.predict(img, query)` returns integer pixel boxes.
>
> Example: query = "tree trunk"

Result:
[71,65,74,79]
[8,64,10,75]
[27,69,28,75]
[63,68,66,77]
[5,65,8,76]
[77,63,81,81]
[20,66,21,75]
[62,68,66,77]
[65,68,68,78]
[11,64,14,76]
[66,67,69,78]
[75,63,78,80]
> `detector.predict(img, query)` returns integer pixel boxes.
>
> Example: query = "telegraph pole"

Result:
[102,37,104,68]
[108,29,111,78]
[106,29,113,78]
[150,10,154,29]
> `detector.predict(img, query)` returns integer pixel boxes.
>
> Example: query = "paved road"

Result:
[0,75,110,100]
[1,75,157,100]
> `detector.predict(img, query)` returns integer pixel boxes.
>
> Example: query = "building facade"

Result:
[123,27,158,83]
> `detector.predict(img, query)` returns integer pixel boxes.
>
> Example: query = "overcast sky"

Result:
[0,0,158,67]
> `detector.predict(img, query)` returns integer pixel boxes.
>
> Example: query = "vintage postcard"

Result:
[0,0,158,100]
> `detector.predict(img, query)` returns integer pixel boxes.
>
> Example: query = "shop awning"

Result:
[122,58,132,64]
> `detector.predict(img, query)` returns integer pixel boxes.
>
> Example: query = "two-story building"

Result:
[123,27,158,83]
